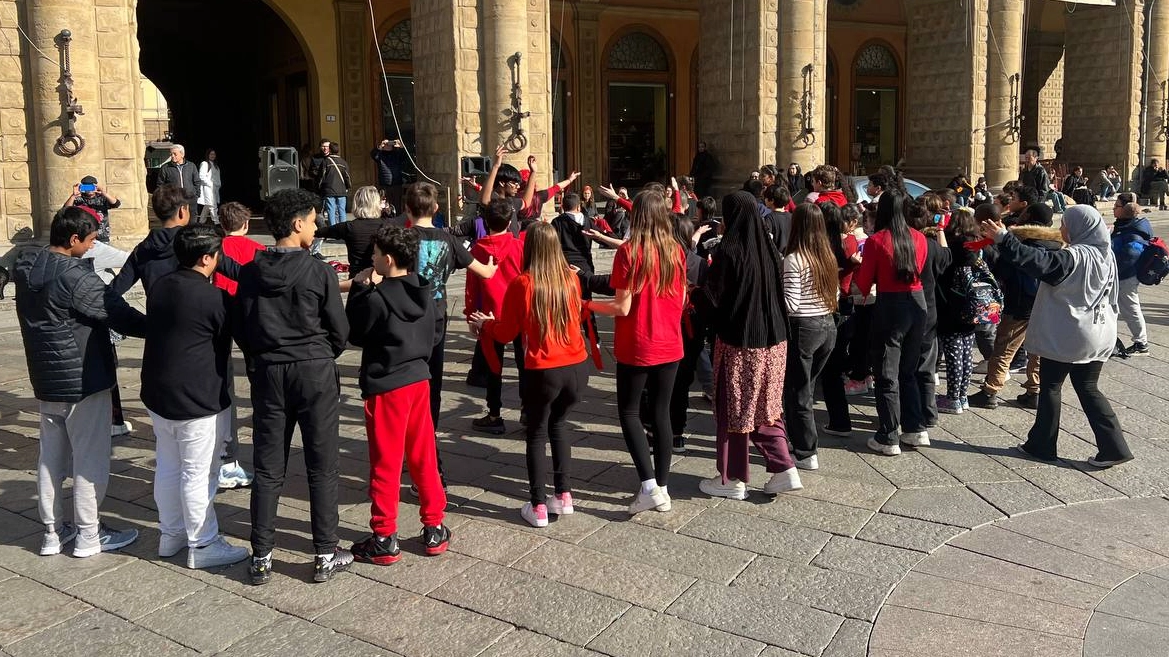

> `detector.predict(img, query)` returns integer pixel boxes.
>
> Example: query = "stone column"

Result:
[575,1,603,188]
[984,0,1023,191]
[0,0,34,245]
[776,0,827,172]
[523,0,553,189]
[1020,32,1064,157]
[697,0,781,197]
[24,0,148,243]
[484,0,534,175]
[336,0,373,188]
[1144,0,1169,164]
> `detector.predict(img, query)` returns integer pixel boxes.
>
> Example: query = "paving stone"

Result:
[0,469,38,515]
[137,584,280,653]
[758,648,803,657]
[476,629,607,657]
[668,579,844,654]
[966,480,1063,516]
[809,536,924,583]
[65,560,206,621]
[857,450,962,488]
[5,609,194,657]
[217,616,398,657]
[995,507,1169,572]
[578,522,756,584]
[458,489,609,544]
[871,606,1081,657]
[855,512,966,553]
[720,494,875,538]
[679,507,831,565]
[353,546,479,596]
[628,496,708,532]
[587,606,766,657]
[1093,574,1169,627]
[1039,496,1169,558]
[880,486,1005,528]
[821,618,873,657]
[432,561,628,646]
[734,555,893,621]
[317,583,511,657]
[0,577,90,647]
[783,471,895,511]
[0,508,40,544]
[1016,465,1125,504]
[885,571,1091,638]
[1083,612,1169,657]
[916,443,1025,484]
[447,518,548,566]
[810,447,896,487]
[914,545,1109,610]
[948,525,1137,589]
[511,539,693,612]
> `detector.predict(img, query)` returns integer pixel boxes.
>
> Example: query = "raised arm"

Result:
[480,144,506,206]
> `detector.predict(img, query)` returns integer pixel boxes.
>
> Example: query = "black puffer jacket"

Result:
[15,248,146,402]
[992,224,1064,320]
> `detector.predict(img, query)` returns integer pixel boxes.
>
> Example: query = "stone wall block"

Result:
[4,186,30,214]
[93,6,124,33]
[96,33,129,59]
[0,107,25,135]
[99,82,131,110]
[1,134,27,161]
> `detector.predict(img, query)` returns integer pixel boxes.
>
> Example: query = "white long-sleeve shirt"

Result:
[783,252,832,317]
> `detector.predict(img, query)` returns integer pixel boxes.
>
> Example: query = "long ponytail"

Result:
[876,190,919,284]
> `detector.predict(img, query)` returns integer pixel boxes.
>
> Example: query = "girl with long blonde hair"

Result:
[592,190,686,515]
[471,222,590,528]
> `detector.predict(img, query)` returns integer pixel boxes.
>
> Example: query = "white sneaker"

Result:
[628,487,671,514]
[545,492,574,516]
[698,477,748,500]
[73,525,138,558]
[218,461,254,489]
[867,437,902,457]
[900,431,930,447]
[40,522,78,556]
[520,502,549,528]
[111,421,132,437]
[795,455,819,471]
[763,469,804,494]
[158,532,187,558]
[187,536,249,569]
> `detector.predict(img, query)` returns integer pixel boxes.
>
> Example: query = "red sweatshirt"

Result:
[464,232,524,318]
[214,235,264,296]
[816,189,848,207]
[484,273,588,370]
[616,188,685,215]
[853,228,927,295]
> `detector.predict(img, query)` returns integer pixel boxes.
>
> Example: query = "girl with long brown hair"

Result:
[780,203,839,474]
[471,222,589,528]
[591,190,686,514]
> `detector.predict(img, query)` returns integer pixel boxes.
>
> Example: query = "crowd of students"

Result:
[11,150,1144,585]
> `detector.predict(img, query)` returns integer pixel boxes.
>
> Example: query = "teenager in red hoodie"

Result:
[470,222,590,528]
[807,165,848,207]
[464,199,526,434]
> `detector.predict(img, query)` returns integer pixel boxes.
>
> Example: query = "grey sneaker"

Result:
[73,524,138,558]
[40,522,78,556]
[187,536,249,569]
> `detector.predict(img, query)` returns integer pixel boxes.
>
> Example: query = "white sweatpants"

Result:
[1118,276,1148,345]
[150,408,230,548]
[38,390,113,537]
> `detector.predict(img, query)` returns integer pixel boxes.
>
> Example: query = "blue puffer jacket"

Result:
[1111,216,1153,280]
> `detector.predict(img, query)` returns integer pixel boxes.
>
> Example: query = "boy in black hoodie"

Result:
[346,225,451,564]
[233,188,352,584]
[110,185,191,297]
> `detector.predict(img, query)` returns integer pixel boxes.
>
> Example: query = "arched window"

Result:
[607,32,669,71]
[380,19,412,62]
[854,43,898,77]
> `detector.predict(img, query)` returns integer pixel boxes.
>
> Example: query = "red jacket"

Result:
[484,273,588,370]
[816,189,848,207]
[854,229,927,294]
[214,235,264,296]
[464,231,524,318]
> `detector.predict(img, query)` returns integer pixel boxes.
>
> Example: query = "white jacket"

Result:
[197,161,221,206]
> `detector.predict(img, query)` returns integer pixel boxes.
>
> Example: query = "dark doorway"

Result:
[138,0,310,209]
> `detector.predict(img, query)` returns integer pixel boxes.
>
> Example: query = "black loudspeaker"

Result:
[259,147,300,200]
[462,156,491,177]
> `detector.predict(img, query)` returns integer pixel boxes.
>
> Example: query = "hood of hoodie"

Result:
[378,273,432,322]
[135,226,181,264]
[1114,215,1153,240]
[249,248,318,293]
[817,189,848,206]
[474,232,521,256]
[16,247,90,294]
[1010,224,1065,247]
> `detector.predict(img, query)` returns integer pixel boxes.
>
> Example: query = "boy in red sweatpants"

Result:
[346,224,450,563]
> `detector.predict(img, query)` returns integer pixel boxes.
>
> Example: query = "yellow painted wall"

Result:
[267,0,341,143]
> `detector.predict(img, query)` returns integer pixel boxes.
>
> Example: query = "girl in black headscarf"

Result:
[696,191,801,499]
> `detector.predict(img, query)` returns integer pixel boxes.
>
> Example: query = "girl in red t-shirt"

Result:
[471,223,589,528]
[591,190,686,515]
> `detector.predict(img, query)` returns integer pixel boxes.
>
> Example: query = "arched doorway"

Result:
[851,41,902,174]
[604,29,673,190]
[374,16,416,151]
[138,0,312,208]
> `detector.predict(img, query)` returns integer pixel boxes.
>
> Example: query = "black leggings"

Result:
[521,362,587,506]
[617,361,679,485]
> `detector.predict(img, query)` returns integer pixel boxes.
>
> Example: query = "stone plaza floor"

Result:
[4,207,1169,656]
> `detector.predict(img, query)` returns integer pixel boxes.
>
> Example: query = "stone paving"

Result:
[3,207,1169,656]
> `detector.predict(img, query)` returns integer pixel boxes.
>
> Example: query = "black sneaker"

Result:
[1016,392,1039,409]
[312,252,327,261]
[968,390,1000,409]
[351,534,400,565]
[672,435,687,454]
[421,525,451,556]
[472,414,506,435]
[1127,341,1150,356]
[248,552,273,586]
[1112,339,1131,360]
[313,547,354,583]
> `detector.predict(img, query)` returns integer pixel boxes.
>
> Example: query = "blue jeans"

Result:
[324,196,347,226]
[1099,181,1117,199]
[1047,190,1066,212]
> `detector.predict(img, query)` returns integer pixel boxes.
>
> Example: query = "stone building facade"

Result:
[1,0,1167,248]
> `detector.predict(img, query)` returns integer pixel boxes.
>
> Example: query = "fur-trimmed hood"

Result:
[1010,224,1065,245]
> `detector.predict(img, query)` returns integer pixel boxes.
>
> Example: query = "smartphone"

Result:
[79,183,97,193]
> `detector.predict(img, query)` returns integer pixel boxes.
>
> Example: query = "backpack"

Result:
[950,258,1004,327]
[1136,236,1169,285]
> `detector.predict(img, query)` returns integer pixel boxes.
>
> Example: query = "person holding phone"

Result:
[64,176,121,243]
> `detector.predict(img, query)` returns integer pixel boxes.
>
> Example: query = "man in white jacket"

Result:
[197,149,222,223]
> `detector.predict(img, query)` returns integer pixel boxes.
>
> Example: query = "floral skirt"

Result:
[713,340,787,435]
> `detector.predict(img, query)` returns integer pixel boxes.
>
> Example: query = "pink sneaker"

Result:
[521,502,549,528]
[546,492,574,516]
[844,379,869,396]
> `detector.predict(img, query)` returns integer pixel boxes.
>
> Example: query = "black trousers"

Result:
[617,361,679,485]
[1024,358,1132,461]
[429,315,448,478]
[847,303,875,380]
[904,320,938,431]
[785,315,837,460]
[821,311,854,432]
[870,291,927,445]
[248,359,340,555]
[668,323,707,437]
[486,337,526,416]
[521,362,587,506]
